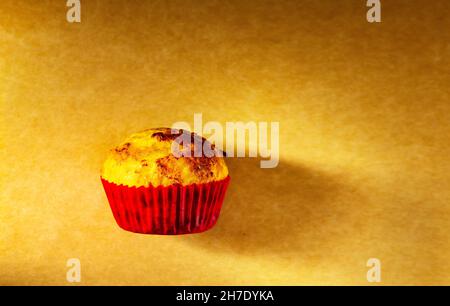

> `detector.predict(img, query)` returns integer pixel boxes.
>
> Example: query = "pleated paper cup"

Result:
[101,176,230,235]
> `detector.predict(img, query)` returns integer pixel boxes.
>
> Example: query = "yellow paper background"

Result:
[1,0,449,285]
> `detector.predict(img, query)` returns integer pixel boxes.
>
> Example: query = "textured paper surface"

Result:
[1,0,449,285]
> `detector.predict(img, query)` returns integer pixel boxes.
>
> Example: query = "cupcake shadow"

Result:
[184,158,358,256]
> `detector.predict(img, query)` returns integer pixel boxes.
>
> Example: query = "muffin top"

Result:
[101,128,229,187]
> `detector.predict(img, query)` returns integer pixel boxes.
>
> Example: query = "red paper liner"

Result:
[101,176,230,235]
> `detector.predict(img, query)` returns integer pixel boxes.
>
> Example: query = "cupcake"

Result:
[101,128,230,235]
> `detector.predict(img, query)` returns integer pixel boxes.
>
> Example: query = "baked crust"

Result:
[101,128,228,187]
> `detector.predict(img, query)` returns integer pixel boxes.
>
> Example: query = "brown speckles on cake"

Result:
[156,155,183,184]
[150,128,226,157]
[113,142,132,160]
[151,130,182,142]
[187,157,217,180]
[156,154,218,183]
[115,142,131,152]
